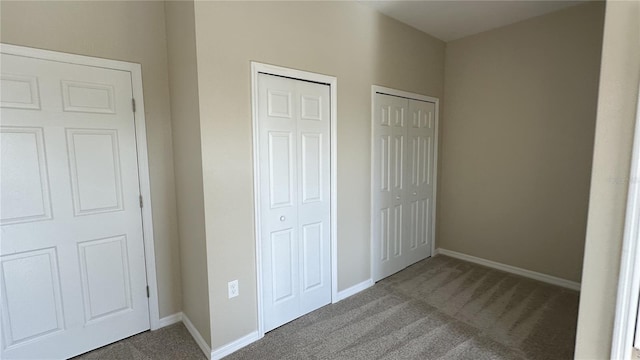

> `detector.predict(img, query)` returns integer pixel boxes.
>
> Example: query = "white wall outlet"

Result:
[228,280,239,299]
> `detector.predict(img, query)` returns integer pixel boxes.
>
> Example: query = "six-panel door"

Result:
[258,74,331,332]
[372,93,436,282]
[0,53,149,359]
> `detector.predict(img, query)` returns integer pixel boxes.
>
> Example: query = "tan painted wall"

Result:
[191,1,445,348]
[575,1,640,358]
[439,3,604,282]
[164,1,210,346]
[0,1,182,317]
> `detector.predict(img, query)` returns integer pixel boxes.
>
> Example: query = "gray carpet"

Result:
[73,323,206,360]
[77,255,580,359]
[228,255,579,360]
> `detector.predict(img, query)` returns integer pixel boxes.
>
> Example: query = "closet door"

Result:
[257,73,331,332]
[1,52,150,359]
[372,92,436,282]
[372,94,408,281]
[406,100,436,265]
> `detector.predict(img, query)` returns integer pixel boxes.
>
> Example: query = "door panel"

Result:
[301,222,323,291]
[393,204,403,257]
[77,235,132,324]
[258,74,331,331]
[380,135,390,192]
[379,208,389,261]
[301,134,322,203]
[0,248,64,348]
[268,132,294,208]
[0,74,40,110]
[67,129,123,215]
[405,100,435,265]
[259,75,299,331]
[61,80,116,114]
[270,229,296,303]
[0,52,149,359]
[372,94,408,281]
[296,79,330,315]
[0,127,51,225]
[373,93,436,281]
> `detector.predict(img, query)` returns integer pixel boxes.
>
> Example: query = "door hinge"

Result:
[132,98,136,113]
[146,286,150,298]
[139,195,143,208]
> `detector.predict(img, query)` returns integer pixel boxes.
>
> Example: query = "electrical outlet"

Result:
[228,280,239,299]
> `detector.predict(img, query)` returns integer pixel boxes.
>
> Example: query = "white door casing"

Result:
[257,73,331,332]
[611,85,640,359]
[371,86,439,282]
[0,45,157,359]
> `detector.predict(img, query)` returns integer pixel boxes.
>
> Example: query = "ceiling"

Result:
[362,1,588,42]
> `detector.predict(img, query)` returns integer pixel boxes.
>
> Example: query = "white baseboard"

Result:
[182,313,212,359]
[435,248,581,291]
[211,331,262,360]
[334,278,375,303]
[156,312,183,329]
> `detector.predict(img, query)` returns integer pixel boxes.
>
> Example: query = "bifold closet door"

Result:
[405,99,436,266]
[257,73,331,332]
[372,94,408,281]
[372,92,436,282]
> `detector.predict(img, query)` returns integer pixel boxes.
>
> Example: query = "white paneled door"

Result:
[372,92,436,282]
[257,73,331,332]
[0,53,149,358]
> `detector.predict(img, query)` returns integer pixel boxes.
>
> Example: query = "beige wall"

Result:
[439,2,604,282]
[575,1,640,358]
[0,1,182,317]
[164,1,210,345]
[191,1,445,348]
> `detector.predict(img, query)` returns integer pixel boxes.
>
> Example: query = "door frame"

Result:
[0,43,162,330]
[250,62,338,337]
[611,85,640,359]
[370,85,440,281]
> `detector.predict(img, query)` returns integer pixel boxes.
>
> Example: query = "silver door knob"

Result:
[396,196,401,200]
[413,192,417,196]
[280,216,286,221]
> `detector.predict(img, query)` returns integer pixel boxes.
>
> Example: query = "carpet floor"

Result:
[73,322,205,360]
[76,254,580,360]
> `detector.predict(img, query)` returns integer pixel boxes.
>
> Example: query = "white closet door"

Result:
[372,94,409,281]
[258,73,331,332]
[1,53,149,359]
[405,100,435,265]
[372,92,436,282]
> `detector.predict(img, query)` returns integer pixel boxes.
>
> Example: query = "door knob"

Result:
[280,216,286,221]
[413,192,417,196]
[396,196,401,200]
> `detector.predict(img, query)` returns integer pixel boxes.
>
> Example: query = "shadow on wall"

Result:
[368,2,447,265]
